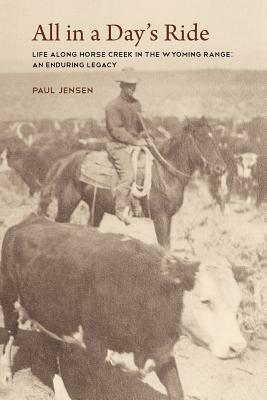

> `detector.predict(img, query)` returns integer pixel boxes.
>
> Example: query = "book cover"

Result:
[0,1,266,399]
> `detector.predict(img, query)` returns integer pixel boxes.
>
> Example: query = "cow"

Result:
[4,138,86,196]
[208,142,237,212]
[33,119,61,135]
[0,215,247,400]
[3,133,108,196]
[234,152,258,203]
[208,148,259,211]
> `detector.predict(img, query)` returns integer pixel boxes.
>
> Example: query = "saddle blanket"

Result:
[79,148,153,197]
[80,151,116,189]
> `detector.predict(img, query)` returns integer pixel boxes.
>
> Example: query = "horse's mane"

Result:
[154,134,181,156]
[151,133,186,194]
[150,117,210,194]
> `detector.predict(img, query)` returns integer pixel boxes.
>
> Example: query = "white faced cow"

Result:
[235,152,258,204]
[182,263,245,359]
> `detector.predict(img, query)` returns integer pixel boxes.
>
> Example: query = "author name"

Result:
[32,86,94,94]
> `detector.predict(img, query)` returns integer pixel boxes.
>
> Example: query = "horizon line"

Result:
[0,68,266,75]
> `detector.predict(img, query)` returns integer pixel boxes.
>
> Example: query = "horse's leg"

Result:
[84,186,105,227]
[56,182,81,223]
[88,205,105,227]
[83,186,112,227]
[153,213,172,249]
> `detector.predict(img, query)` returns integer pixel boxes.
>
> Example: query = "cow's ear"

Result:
[162,253,200,291]
[179,260,200,290]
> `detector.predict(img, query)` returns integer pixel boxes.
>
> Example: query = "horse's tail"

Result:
[38,150,87,216]
[38,158,65,216]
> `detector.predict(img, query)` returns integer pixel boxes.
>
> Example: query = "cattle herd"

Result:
[0,115,266,400]
[0,116,266,207]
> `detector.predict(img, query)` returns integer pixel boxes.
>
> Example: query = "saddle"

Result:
[80,146,153,198]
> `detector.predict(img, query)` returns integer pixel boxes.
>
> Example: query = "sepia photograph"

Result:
[0,1,266,399]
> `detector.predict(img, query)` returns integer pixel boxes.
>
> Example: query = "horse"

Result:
[39,117,225,248]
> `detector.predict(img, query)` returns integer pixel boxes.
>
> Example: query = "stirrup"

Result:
[132,200,143,217]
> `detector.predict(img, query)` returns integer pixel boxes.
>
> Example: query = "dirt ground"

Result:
[0,170,266,400]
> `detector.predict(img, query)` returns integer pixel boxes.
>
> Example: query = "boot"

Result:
[115,188,132,225]
[116,206,132,225]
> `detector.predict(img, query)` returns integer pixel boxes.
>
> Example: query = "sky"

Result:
[0,0,266,72]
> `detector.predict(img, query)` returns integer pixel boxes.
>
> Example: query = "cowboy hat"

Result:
[116,67,140,84]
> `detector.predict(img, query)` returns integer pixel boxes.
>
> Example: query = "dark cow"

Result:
[4,138,87,195]
[254,154,267,207]
[0,215,246,399]
[33,119,61,135]
[3,131,108,196]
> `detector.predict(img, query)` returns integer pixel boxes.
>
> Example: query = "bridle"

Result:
[139,113,222,179]
[146,131,221,179]
[188,130,223,172]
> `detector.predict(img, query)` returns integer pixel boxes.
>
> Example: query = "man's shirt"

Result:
[105,93,143,146]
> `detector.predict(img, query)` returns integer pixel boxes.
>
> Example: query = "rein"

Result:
[138,114,191,179]
[189,132,221,171]
[146,137,191,178]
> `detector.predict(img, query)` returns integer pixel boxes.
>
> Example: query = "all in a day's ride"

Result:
[39,117,225,248]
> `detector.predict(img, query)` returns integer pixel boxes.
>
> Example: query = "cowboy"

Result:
[105,68,146,224]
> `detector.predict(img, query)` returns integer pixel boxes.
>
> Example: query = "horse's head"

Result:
[184,117,226,175]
